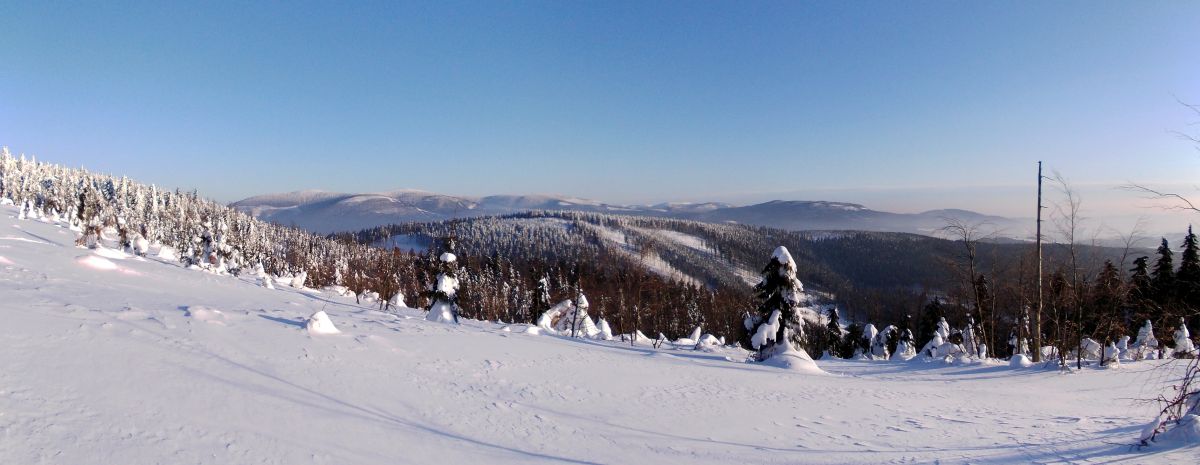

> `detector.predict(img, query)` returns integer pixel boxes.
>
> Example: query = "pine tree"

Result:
[825,307,844,358]
[1130,256,1152,301]
[1152,238,1176,301]
[917,298,945,350]
[842,321,863,358]
[1176,226,1200,305]
[1092,260,1124,343]
[748,246,808,361]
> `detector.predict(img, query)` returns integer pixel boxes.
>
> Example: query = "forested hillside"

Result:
[339,210,1176,360]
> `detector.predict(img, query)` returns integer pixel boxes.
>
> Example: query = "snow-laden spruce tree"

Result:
[425,242,461,324]
[858,324,878,359]
[871,325,894,359]
[1133,320,1160,360]
[748,246,811,363]
[892,328,917,360]
[936,317,951,341]
[531,275,551,325]
[825,307,845,358]
[1174,317,1196,358]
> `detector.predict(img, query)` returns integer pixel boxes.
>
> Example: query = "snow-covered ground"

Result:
[0,206,1195,464]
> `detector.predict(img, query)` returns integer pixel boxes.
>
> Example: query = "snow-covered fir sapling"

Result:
[532,275,551,325]
[425,239,461,324]
[892,328,917,361]
[858,324,878,359]
[1174,317,1196,359]
[871,325,894,360]
[1133,320,1159,361]
[597,316,614,341]
[748,246,808,362]
[74,184,102,249]
[388,291,406,310]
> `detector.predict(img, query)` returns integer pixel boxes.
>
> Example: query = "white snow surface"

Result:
[0,206,1196,463]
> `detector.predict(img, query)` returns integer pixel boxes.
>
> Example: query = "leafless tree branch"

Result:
[1119,184,1200,213]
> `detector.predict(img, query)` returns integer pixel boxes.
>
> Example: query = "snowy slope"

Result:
[1,205,1195,464]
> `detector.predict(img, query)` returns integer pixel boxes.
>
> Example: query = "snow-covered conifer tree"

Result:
[1174,317,1196,358]
[425,240,461,324]
[826,307,845,358]
[531,275,551,325]
[892,328,917,360]
[748,246,809,361]
[859,324,878,359]
[872,325,895,359]
[1133,320,1160,360]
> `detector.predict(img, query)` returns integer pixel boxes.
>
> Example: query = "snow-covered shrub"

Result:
[1132,320,1159,361]
[597,317,614,340]
[555,293,599,338]
[1079,338,1103,361]
[389,292,406,309]
[1102,342,1121,367]
[920,331,945,358]
[290,271,308,289]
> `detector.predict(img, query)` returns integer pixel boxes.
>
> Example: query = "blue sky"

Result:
[1,1,1198,222]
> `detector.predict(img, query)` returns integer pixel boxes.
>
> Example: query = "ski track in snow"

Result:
[0,205,1195,464]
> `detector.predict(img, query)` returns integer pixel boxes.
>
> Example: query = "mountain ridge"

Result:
[231,189,1029,235]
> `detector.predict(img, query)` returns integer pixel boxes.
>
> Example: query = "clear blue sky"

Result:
[1,1,1198,220]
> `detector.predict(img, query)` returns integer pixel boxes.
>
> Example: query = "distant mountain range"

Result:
[230,189,1030,236]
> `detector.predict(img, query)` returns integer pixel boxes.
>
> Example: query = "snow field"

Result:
[0,206,1196,464]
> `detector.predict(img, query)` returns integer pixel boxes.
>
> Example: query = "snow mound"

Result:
[426,301,457,324]
[1010,354,1033,368]
[77,255,118,271]
[306,310,341,335]
[759,327,824,374]
[185,306,227,325]
[761,347,824,374]
[1158,415,1200,445]
[133,236,150,256]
